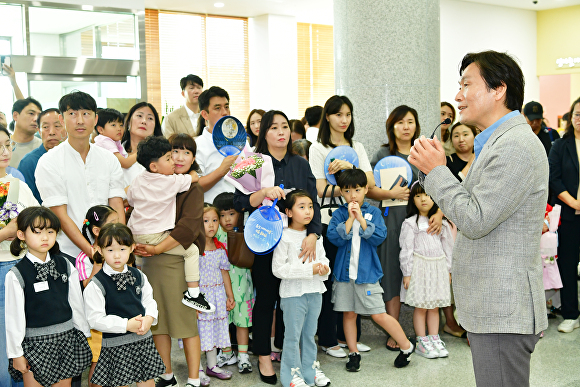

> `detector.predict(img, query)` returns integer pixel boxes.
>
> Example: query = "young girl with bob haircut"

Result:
[399,182,453,359]
[272,190,331,387]
[83,223,165,387]
[5,206,92,387]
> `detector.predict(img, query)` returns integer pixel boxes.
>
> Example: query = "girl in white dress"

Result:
[399,182,453,359]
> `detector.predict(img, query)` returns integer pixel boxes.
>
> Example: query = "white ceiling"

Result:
[143,0,580,24]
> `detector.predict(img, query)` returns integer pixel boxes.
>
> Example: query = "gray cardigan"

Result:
[425,114,548,335]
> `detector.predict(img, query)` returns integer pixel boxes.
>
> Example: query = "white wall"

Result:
[30,33,60,56]
[248,14,299,118]
[440,0,539,109]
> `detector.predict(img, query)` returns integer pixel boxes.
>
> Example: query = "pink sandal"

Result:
[270,351,281,362]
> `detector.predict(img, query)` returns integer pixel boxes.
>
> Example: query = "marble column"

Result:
[334,0,440,160]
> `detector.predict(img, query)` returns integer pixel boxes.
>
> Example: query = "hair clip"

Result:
[410,180,420,190]
[93,211,99,221]
[83,219,90,226]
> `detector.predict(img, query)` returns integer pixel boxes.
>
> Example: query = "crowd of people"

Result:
[0,49,578,387]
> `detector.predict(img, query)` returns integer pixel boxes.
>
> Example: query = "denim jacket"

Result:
[326,202,387,284]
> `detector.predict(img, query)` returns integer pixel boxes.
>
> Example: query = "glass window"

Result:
[29,7,138,60]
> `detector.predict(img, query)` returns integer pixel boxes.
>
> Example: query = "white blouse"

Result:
[399,215,454,277]
[272,228,330,298]
[4,252,90,358]
[83,263,158,334]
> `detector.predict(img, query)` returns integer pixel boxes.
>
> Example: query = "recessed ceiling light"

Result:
[214,2,225,7]
[81,5,93,10]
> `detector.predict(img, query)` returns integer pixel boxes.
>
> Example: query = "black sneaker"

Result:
[182,291,216,313]
[155,375,178,387]
[394,343,414,368]
[346,352,361,372]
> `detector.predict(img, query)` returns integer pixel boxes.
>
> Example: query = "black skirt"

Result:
[91,335,165,386]
[8,328,92,386]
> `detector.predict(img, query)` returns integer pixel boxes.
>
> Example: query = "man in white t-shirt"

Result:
[36,91,126,259]
[195,86,238,203]
[9,97,43,168]
[304,105,323,144]
[162,74,204,138]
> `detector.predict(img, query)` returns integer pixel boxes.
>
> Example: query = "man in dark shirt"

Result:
[523,101,560,156]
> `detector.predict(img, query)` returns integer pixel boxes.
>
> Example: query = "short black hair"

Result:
[37,108,61,127]
[459,51,524,112]
[136,135,173,172]
[336,168,367,189]
[93,223,136,265]
[198,86,229,112]
[96,108,124,129]
[214,192,237,213]
[180,74,203,91]
[11,206,61,257]
[12,97,42,115]
[58,90,97,114]
[304,105,323,127]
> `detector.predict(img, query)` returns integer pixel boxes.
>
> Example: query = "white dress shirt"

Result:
[83,263,158,334]
[305,127,319,143]
[35,140,126,257]
[195,127,236,203]
[184,104,200,132]
[272,228,330,298]
[4,252,90,358]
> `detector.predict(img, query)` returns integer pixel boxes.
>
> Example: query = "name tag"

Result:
[34,281,49,292]
[364,213,372,221]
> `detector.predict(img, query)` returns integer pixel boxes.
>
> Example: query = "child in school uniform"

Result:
[83,223,165,387]
[213,192,255,374]
[326,169,414,372]
[5,206,92,387]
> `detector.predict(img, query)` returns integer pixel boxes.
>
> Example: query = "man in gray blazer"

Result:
[409,51,548,387]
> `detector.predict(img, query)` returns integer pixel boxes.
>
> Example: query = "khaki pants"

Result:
[134,231,199,282]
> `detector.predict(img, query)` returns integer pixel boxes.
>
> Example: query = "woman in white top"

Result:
[0,126,40,387]
[120,102,164,187]
[308,95,374,357]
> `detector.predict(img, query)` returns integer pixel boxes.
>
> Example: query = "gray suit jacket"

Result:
[162,105,197,138]
[425,114,548,334]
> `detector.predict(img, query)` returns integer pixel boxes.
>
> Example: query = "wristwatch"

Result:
[314,233,322,240]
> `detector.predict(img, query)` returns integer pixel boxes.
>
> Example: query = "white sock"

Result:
[401,342,414,354]
[187,378,200,386]
[188,287,200,297]
[161,372,174,380]
[206,349,218,368]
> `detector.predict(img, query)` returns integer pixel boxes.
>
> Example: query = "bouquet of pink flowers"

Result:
[225,150,274,195]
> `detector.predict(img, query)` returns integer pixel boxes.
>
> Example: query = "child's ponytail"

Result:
[81,205,116,244]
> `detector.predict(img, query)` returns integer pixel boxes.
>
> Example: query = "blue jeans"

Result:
[280,293,322,387]
[0,259,23,387]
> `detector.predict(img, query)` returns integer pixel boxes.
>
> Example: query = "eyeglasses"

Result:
[0,143,15,154]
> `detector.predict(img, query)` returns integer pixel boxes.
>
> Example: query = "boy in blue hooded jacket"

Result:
[327,168,413,372]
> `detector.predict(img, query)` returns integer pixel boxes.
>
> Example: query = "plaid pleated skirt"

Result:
[91,334,165,386]
[8,328,91,386]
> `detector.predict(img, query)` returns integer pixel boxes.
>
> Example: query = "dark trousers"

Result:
[251,252,284,356]
[317,226,361,347]
[468,332,540,387]
[557,217,580,320]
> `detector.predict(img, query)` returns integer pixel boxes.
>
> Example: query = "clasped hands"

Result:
[126,314,154,335]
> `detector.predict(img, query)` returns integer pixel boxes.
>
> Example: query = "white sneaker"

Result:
[558,318,580,333]
[338,342,371,352]
[429,334,449,358]
[320,345,346,358]
[237,353,252,374]
[312,361,331,387]
[289,368,308,387]
[415,336,438,359]
[216,349,237,367]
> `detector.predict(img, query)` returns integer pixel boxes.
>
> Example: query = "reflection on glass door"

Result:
[28,76,141,113]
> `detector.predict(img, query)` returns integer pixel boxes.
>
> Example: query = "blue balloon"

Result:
[373,156,413,188]
[323,146,360,186]
[212,116,247,156]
